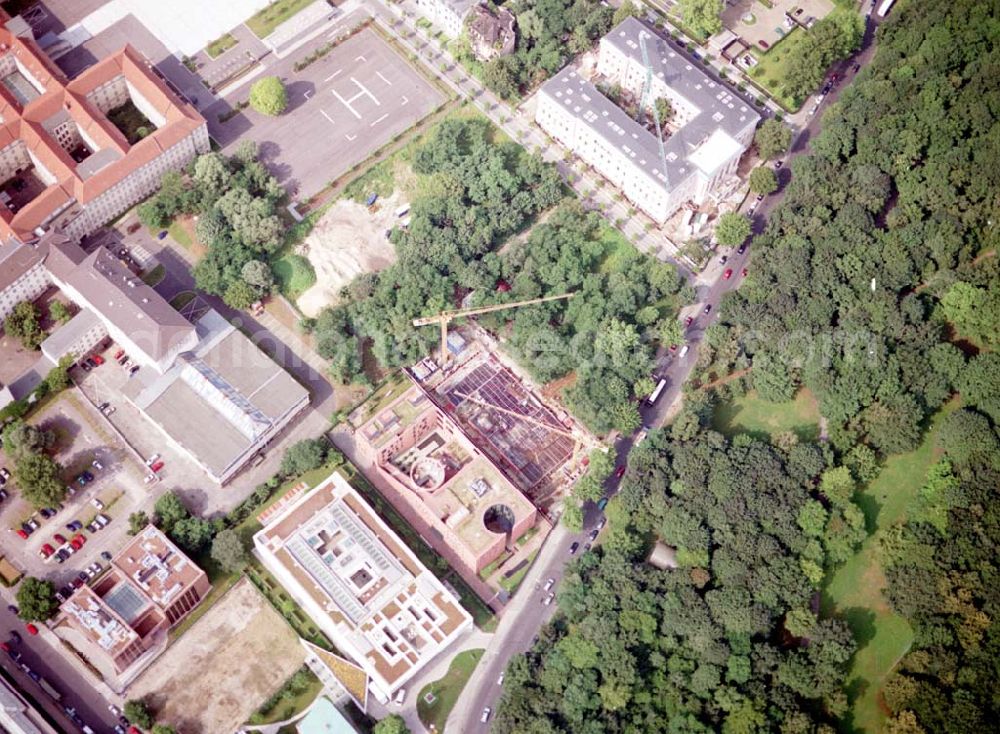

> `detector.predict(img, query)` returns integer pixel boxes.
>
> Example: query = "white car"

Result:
[497,672,505,686]
[543,578,555,592]
[91,498,104,510]
[393,688,406,705]
[481,707,491,723]
[542,592,555,606]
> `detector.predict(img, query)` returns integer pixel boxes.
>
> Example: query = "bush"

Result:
[249,76,288,116]
[124,700,154,730]
[280,438,329,477]
[16,577,57,621]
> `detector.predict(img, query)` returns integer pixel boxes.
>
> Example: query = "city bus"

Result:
[646,378,667,406]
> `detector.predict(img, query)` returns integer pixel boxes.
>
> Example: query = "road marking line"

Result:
[345,133,357,141]
[370,113,389,127]
[355,55,366,62]
[324,69,342,81]
[400,95,409,106]
[330,88,361,119]
[351,77,380,106]
[376,71,392,85]
[320,110,336,125]
[304,89,313,99]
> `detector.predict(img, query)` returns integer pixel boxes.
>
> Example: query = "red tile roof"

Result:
[0,10,205,241]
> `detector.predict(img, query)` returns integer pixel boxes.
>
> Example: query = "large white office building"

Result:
[536,17,760,223]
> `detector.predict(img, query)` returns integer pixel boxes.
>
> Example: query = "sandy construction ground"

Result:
[129,578,304,734]
[295,192,405,317]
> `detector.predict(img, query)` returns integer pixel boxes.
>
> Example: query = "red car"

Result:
[723,268,733,280]
[39,544,54,558]
[669,343,678,352]
[24,624,38,636]
[742,268,749,277]
[150,460,165,473]
[684,316,694,327]
[92,354,105,365]
[615,465,627,479]
[72,533,86,546]
[53,534,67,545]
[15,529,28,540]
[114,349,125,360]
[0,642,9,652]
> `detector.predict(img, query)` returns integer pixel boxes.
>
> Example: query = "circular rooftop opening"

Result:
[483,504,515,535]
[410,456,446,492]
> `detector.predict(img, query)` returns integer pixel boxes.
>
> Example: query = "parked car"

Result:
[543,578,555,592]
[15,529,28,540]
[95,514,111,528]
[569,542,580,555]
[0,468,8,482]
[150,460,165,473]
[92,459,103,471]
[542,592,555,605]
[596,497,609,512]
[737,242,749,255]
[128,364,140,377]
[615,465,626,479]
[90,498,104,510]
[56,549,70,562]
[497,672,505,686]
[145,453,161,467]
[684,315,694,327]
[723,268,733,280]
[719,254,728,265]
[589,528,600,542]
[703,304,713,314]
[7,605,17,615]
[101,551,113,562]
[114,349,125,360]
[24,624,38,636]
[92,355,105,365]
[65,520,82,532]
[79,361,92,372]
[53,534,67,545]
[39,508,54,519]
[481,708,491,723]
[70,577,84,589]
[26,519,38,531]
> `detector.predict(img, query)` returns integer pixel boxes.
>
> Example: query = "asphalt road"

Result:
[449,9,888,734]
[0,603,119,733]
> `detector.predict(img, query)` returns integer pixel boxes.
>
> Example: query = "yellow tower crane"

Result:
[412,292,575,366]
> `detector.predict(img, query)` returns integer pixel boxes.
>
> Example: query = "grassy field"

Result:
[252,668,323,725]
[246,0,316,38]
[206,33,238,59]
[747,27,806,111]
[823,398,960,733]
[712,388,820,441]
[417,648,485,733]
[273,253,317,299]
[499,550,536,594]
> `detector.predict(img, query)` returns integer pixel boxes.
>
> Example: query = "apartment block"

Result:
[413,0,477,38]
[0,9,208,244]
[535,17,759,223]
[254,472,473,704]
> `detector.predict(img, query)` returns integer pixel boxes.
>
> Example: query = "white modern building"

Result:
[535,17,760,223]
[413,0,477,38]
[254,472,473,706]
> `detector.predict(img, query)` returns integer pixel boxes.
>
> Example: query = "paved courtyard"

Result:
[722,0,834,50]
[207,28,445,198]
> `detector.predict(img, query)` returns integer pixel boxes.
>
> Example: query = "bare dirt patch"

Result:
[129,578,305,734]
[294,192,405,317]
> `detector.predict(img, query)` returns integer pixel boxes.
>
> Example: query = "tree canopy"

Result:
[249,76,288,116]
[4,301,42,350]
[16,577,57,621]
[754,118,792,161]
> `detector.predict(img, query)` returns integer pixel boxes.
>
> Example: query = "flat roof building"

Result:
[55,525,210,688]
[254,472,473,704]
[124,308,310,483]
[535,17,759,223]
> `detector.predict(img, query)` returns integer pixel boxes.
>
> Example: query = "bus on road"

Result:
[647,378,667,406]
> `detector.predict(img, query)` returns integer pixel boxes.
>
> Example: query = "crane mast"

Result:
[638,30,669,185]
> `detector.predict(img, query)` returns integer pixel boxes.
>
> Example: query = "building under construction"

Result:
[349,334,588,582]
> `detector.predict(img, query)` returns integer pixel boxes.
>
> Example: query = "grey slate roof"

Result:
[540,18,759,192]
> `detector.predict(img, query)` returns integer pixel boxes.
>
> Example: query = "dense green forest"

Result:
[879,409,1000,733]
[313,117,687,433]
[495,426,863,731]
[497,0,1000,730]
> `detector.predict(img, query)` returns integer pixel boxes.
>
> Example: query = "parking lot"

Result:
[207,28,445,198]
[0,386,146,592]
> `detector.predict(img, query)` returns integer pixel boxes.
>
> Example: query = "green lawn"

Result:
[252,669,323,725]
[167,218,194,250]
[417,649,485,733]
[246,0,316,39]
[711,388,820,441]
[169,291,195,311]
[206,33,238,59]
[272,253,317,299]
[823,398,960,733]
[747,27,806,111]
[141,263,165,286]
[499,550,536,594]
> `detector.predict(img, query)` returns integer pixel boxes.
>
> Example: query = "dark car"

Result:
[615,465,627,479]
[8,631,21,644]
[589,529,599,542]
[569,542,580,555]
[101,551,113,562]
[737,242,749,255]
[853,63,861,73]
[39,508,53,519]
[775,159,784,169]
[703,304,712,314]
[6,605,17,615]
[19,523,32,536]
